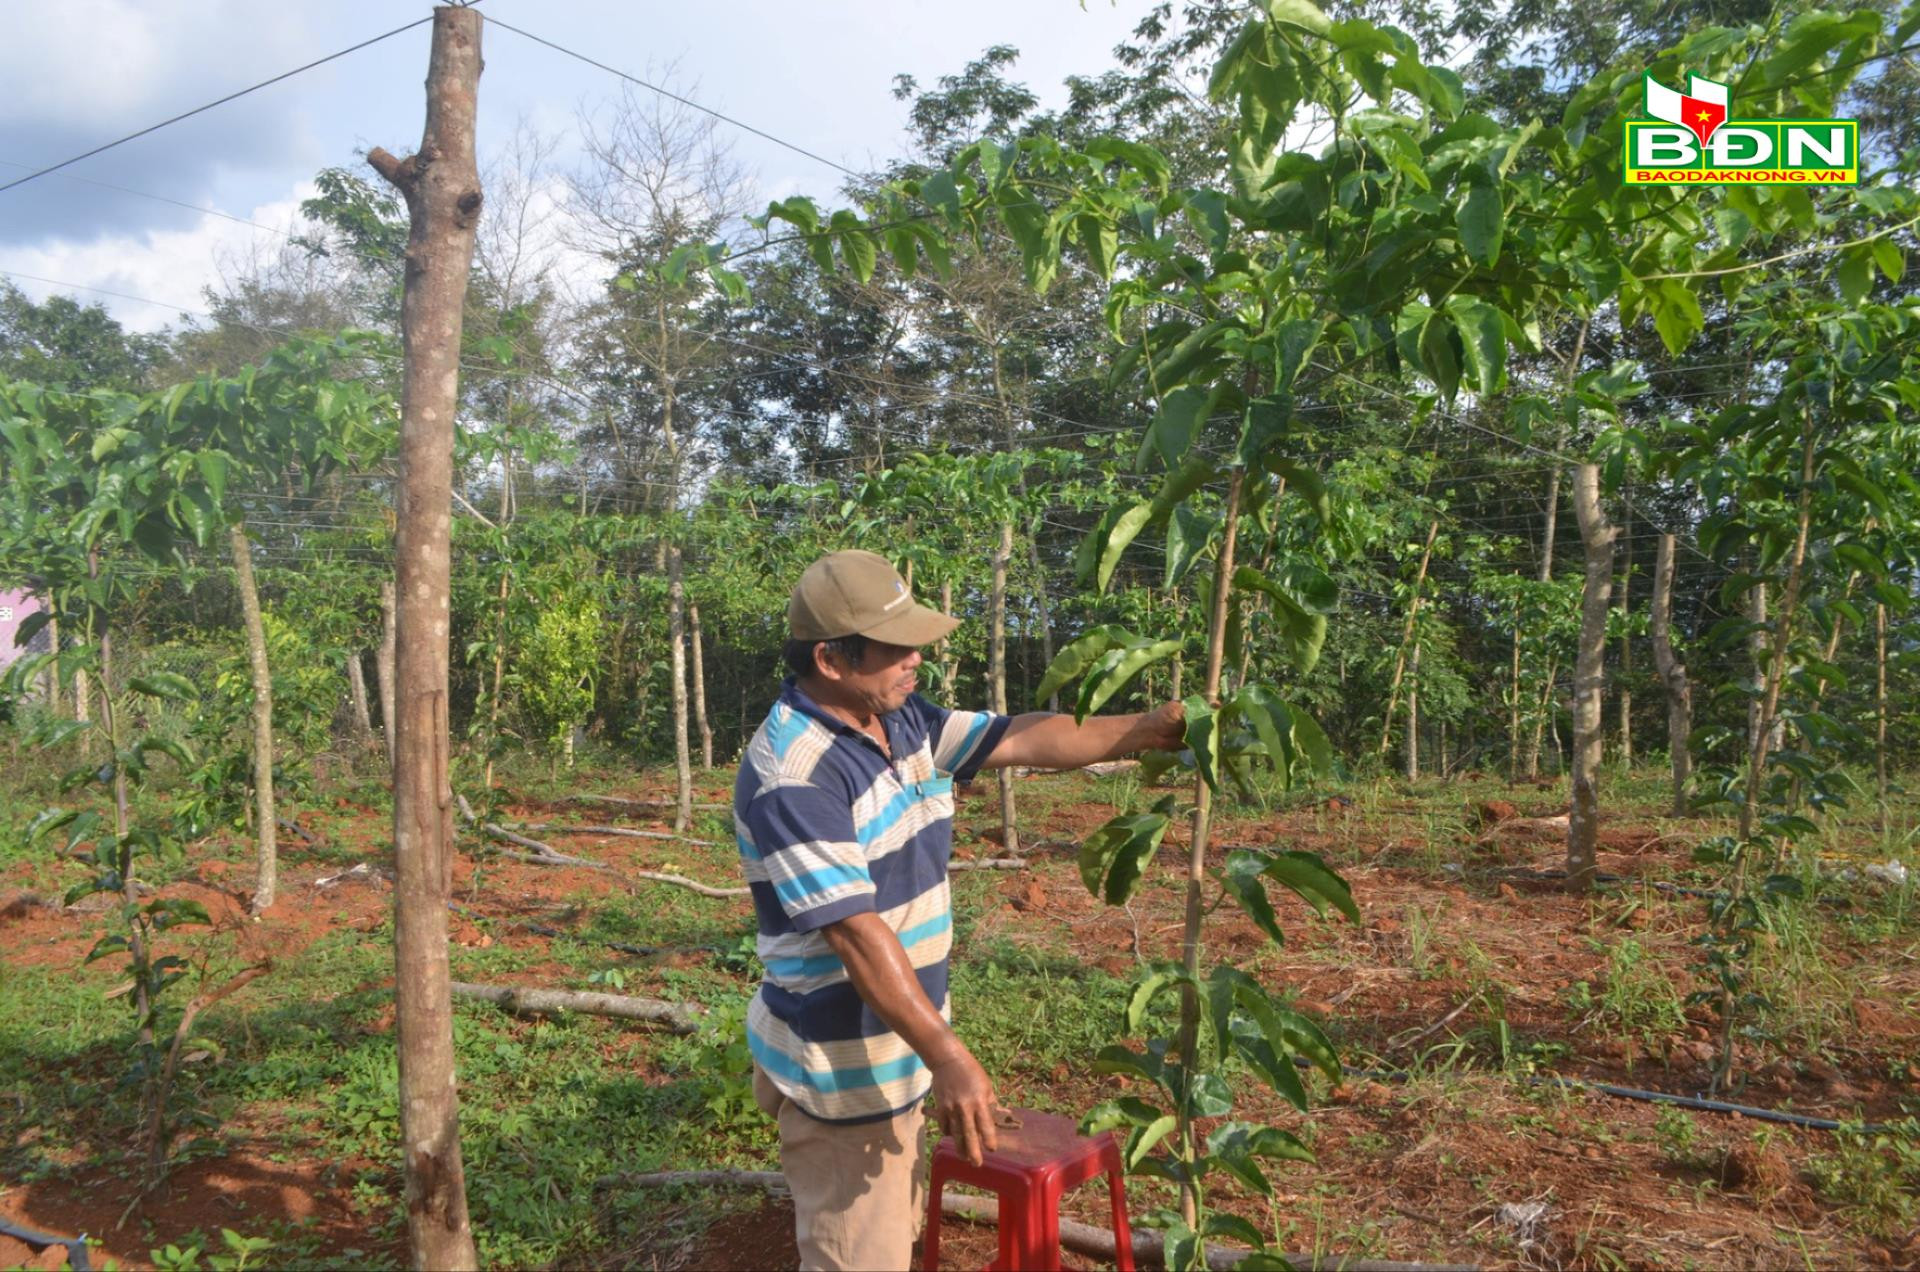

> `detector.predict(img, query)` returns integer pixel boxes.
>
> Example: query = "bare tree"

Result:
[367,8,485,1263]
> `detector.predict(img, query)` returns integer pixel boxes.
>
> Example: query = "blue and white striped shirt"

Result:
[735,678,1010,1123]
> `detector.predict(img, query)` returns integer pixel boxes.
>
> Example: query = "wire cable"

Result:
[0,15,436,196]
[484,17,857,178]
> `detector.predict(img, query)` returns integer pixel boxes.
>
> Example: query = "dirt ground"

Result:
[2,766,1916,1270]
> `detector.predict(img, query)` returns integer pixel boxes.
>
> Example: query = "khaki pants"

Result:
[753,1065,929,1272]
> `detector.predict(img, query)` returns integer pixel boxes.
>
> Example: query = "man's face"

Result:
[821,639,923,716]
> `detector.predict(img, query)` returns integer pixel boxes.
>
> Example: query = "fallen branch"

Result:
[450,981,703,1033]
[457,796,747,897]
[516,821,718,847]
[1388,993,1481,1053]
[603,1170,1477,1271]
[950,858,1027,872]
[573,793,726,812]
[276,817,322,846]
[631,870,750,898]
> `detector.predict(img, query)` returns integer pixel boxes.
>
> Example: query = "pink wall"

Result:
[0,589,45,668]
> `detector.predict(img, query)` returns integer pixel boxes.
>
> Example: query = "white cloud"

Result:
[0,184,316,333]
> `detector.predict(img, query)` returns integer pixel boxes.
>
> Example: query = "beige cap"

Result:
[789,550,960,647]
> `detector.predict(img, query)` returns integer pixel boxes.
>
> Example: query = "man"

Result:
[735,549,1183,1271]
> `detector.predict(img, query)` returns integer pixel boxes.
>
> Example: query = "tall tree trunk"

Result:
[1567,464,1615,894]
[938,581,957,707]
[44,612,60,715]
[690,601,713,769]
[1875,601,1889,836]
[91,552,146,1047]
[1378,519,1439,758]
[1747,580,1769,767]
[366,9,484,1265]
[1508,630,1522,784]
[1526,659,1550,780]
[1176,469,1244,1227]
[1404,641,1421,781]
[1739,420,1816,842]
[378,578,398,771]
[991,522,1018,856]
[1648,533,1693,817]
[1539,465,1561,587]
[1616,535,1633,768]
[482,570,509,790]
[347,651,377,752]
[229,522,277,914]
[668,545,693,831]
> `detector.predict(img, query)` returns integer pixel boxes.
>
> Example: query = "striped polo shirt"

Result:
[735,677,1010,1123]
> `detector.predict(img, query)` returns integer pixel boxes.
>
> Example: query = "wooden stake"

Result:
[690,601,713,768]
[368,8,485,1265]
[1567,463,1615,893]
[991,521,1018,856]
[229,522,277,913]
[1648,534,1692,817]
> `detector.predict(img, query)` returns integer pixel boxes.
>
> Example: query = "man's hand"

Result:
[983,699,1189,771]
[1136,699,1187,752]
[928,1047,1000,1166]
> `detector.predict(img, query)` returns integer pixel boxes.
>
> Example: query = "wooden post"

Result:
[668,544,693,830]
[1616,532,1633,769]
[378,577,398,770]
[44,612,60,715]
[1567,463,1614,894]
[1404,640,1420,781]
[991,522,1018,855]
[1648,534,1692,817]
[1507,629,1521,784]
[1378,519,1439,758]
[937,581,957,707]
[347,651,377,753]
[367,8,484,1266]
[1739,419,1816,842]
[1876,601,1889,836]
[229,523,278,913]
[690,601,713,768]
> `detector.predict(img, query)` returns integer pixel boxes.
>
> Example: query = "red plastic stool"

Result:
[923,1108,1134,1271]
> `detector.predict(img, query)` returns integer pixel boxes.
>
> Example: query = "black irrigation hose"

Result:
[447,902,722,959]
[1499,867,1851,907]
[0,1218,91,1272]
[1328,1060,1899,1135]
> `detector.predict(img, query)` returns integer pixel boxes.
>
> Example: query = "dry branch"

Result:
[571,794,726,811]
[450,981,703,1033]
[456,794,747,897]
[515,821,717,846]
[950,858,1028,872]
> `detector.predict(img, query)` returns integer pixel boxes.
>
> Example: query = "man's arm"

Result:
[979,700,1185,771]
[819,912,1000,1165]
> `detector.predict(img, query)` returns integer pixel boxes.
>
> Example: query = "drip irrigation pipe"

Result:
[0,1218,91,1272]
[1497,867,1851,907]
[1324,1059,1898,1135]
[447,902,723,960]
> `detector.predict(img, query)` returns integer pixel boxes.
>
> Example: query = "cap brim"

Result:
[859,603,960,647]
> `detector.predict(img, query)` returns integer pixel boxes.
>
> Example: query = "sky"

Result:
[0,0,1155,333]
